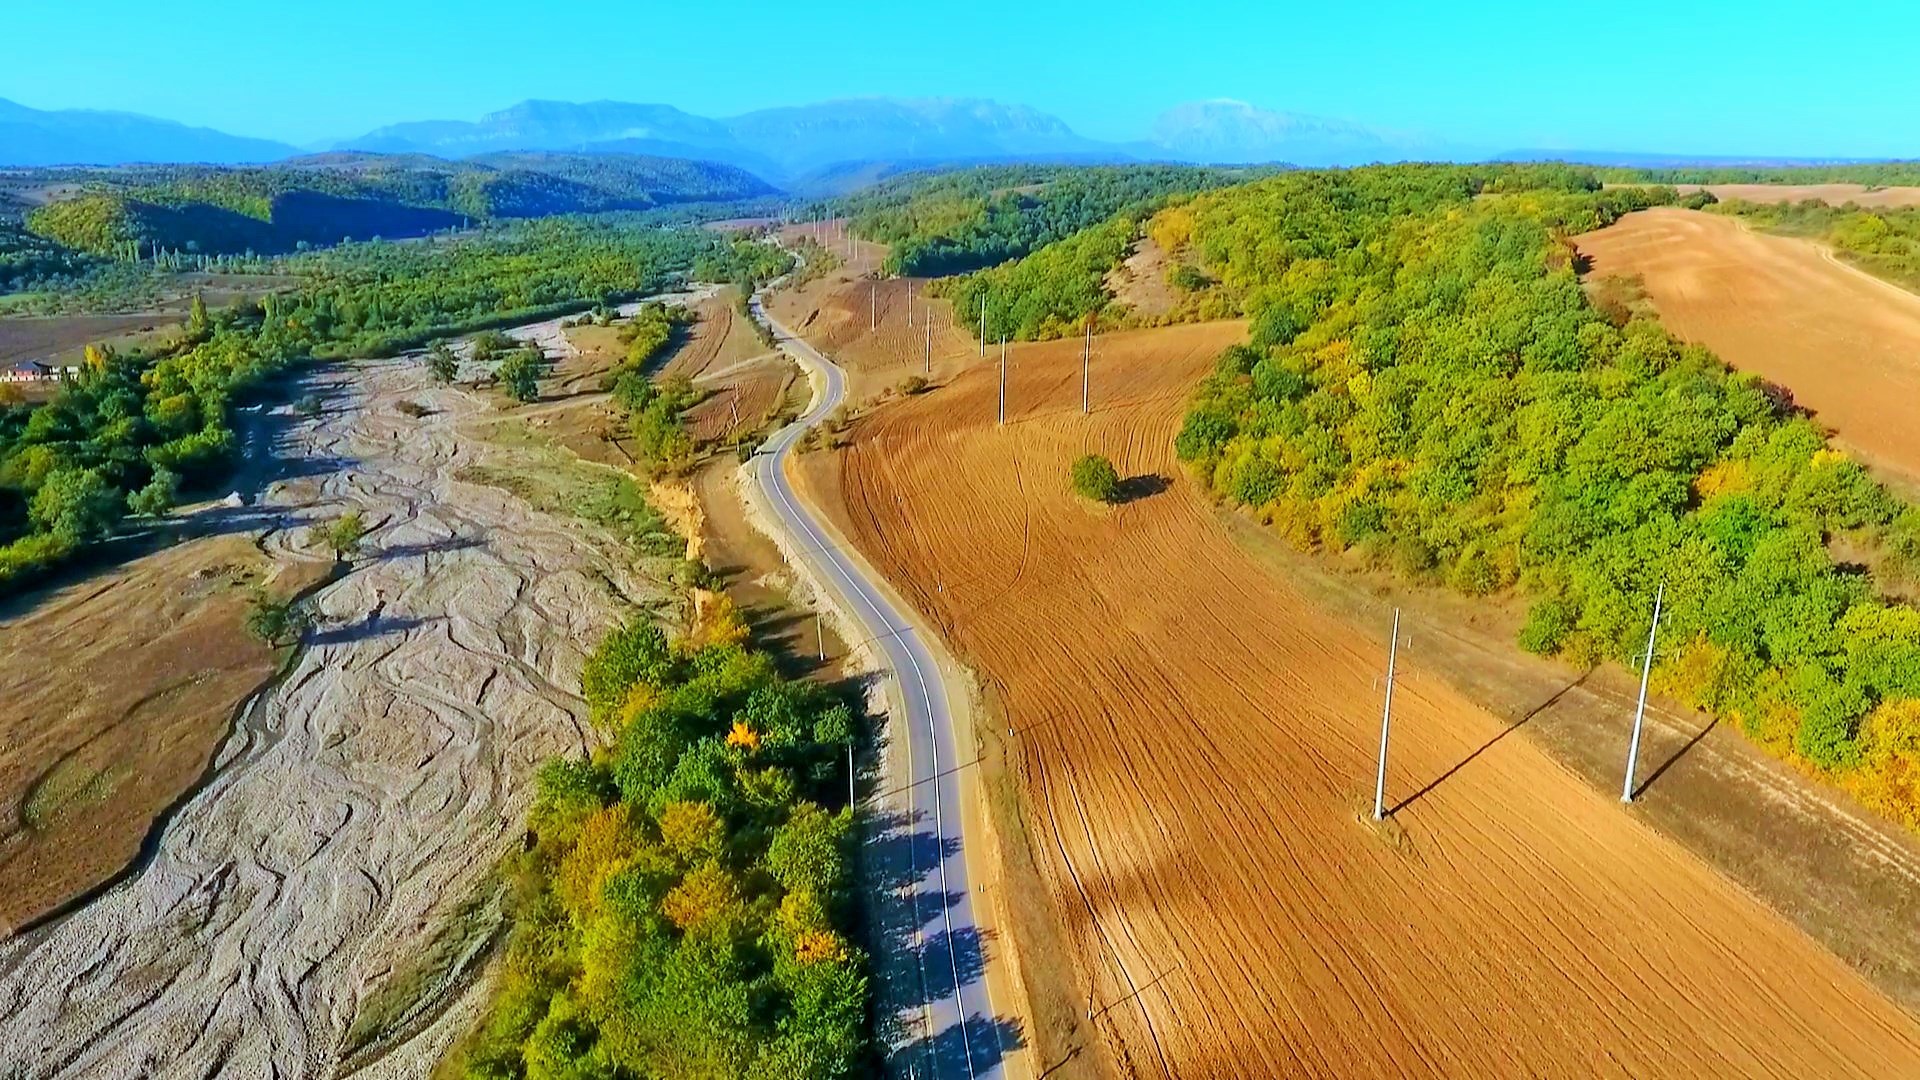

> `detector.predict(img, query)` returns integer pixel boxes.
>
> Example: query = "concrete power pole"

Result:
[979,294,987,357]
[998,337,1007,425]
[906,280,913,327]
[924,319,932,375]
[1082,315,1092,415]
[1373,609,1402,821]
[870,282,876,332]
[1621,583,1666,804]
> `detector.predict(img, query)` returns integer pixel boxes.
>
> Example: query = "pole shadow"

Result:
[1632,715,1719,801]
[1391,668,1593,815]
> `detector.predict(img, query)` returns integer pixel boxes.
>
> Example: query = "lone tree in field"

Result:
[321,510,368,562]
[426,341,459,383]
[1071,453,1121,504]
[498,347,545,403]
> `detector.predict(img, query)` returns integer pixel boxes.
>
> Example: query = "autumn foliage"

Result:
[452,610,868,1079]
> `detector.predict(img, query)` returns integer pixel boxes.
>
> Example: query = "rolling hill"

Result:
[15,152,779,256]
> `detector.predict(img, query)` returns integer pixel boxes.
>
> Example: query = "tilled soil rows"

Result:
[797,320,1920,1078]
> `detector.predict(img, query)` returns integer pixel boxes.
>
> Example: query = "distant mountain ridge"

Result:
[1138,99,1448,167]
[21,92,1880,180]
[334,97,1123,182]
[0,97,297,166]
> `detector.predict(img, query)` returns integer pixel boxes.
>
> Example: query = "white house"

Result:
[1,360,82,383]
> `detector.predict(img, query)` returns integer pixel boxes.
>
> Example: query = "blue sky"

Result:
[5,0,1919,156]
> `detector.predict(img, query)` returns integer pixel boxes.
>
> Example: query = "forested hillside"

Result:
[837,163,1259,276]
[446,611,869,1078]
[0,221,791,592]
[947,162,1625,341]
[1140,165,1920,825]
[16,152,778,257]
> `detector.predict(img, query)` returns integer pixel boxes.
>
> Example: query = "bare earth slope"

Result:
[797,322,1920,1078]
[0,353,653,1077]
[1578,206,1920,485]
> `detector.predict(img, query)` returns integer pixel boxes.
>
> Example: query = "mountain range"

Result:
[0,95,1453,182]
[0,97,297,167]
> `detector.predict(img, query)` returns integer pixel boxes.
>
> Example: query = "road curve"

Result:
[747,295,1005,1080]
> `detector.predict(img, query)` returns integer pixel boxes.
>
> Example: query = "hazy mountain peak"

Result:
[1149,99,1422,167]
[0,96,297,166]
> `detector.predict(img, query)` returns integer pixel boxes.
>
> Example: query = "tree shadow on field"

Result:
[1392,668,1593,815]
[898,1012,1027,1080]
[307,611,437,646]
[374,534,484,562]
[1114,473,1170,504]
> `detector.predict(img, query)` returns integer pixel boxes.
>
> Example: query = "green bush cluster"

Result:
[451,614,869,1080]
[1165,164,1920,800]
[1071,453,1120,503]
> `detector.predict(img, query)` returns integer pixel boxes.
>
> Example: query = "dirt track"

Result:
[797,321,1920,1077]
[1578,207,1920,485]
[0,347,654,1076]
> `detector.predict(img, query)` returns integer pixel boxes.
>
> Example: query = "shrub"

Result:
[1070,453,1121,504]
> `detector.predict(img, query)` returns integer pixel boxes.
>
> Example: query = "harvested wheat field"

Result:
[793,320,1920,1078]
[1677,183,1920,208]
[1578,206,1920,485]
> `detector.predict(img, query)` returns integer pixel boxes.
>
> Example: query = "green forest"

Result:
[0,221,790,594]
[447,602,870,1079]
[1608,162,1920,187]
[836,163,1258,276]
[1133,165,1920,825]
[15,152,778,258]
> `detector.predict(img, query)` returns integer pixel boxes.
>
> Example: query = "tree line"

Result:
[1158,165,1918,826]
[0,222,791,594]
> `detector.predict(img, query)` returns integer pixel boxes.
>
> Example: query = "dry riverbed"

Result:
[0,341,666,1077]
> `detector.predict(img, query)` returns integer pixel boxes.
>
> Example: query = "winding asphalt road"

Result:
[748,296,1005,1080]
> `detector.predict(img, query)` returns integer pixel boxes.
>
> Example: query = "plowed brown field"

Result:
[1679,183,1920,208]
[795,320,1920,1077]
[1577,207,1920,484]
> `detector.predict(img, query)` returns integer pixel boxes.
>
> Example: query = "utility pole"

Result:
[1082,314,1092,415]
[924,318,932,375]
[906,280,913,327]
[870,282,876,332]
[998,337,1007,425]
[1373,609,1402,821]
[1621,583,1665,804]
[817,610,826,662]
[848,744,855,809]
[979,294,987,357]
